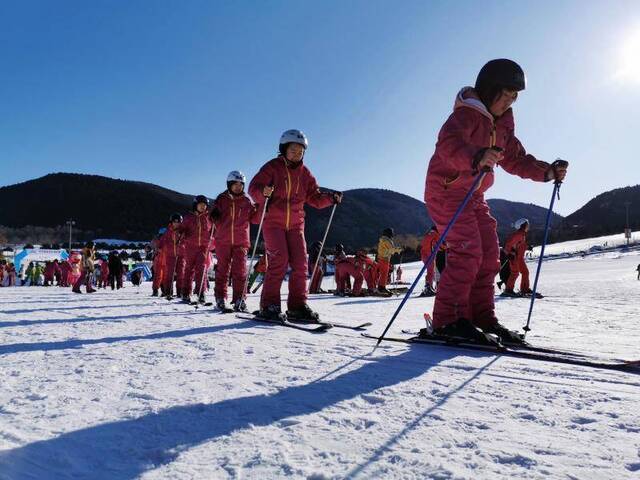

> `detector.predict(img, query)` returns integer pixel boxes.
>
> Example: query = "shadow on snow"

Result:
[0,346,496,479]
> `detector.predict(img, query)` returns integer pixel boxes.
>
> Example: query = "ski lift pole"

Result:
[523,161,568,336]
[376,169,489,347]
[310,202,338,289]
[242,195,270,300]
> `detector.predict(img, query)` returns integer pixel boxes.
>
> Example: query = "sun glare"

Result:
[615,25,640,84]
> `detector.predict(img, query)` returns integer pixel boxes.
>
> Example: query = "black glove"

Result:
[332,191,343,204]
[547,159,569,183]
[209,208,221,220]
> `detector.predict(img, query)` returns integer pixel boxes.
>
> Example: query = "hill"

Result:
[0,173,563,249]
[559,185,640,240]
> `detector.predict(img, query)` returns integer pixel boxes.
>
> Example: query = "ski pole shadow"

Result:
[0,320,256,356]
[345,356,499,479]
[0,347,462,479]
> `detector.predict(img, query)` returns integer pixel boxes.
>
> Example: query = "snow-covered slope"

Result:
[1,250,639,479]
[532,230,640,256]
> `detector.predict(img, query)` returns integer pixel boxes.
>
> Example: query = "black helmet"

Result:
[193,195,209,210]
[170,213,183,223]
[382,228,394,238]
[475,59,526,109]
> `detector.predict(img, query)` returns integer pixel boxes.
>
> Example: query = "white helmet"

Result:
[514,218,529,230]
[279,129,308,151]
[227,170,246,184]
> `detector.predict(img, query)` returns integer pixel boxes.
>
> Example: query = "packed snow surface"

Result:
[1,250,639,479]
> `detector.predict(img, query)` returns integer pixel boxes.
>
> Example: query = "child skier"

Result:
[420,226,440,296]
[179,195,214,304]
[159,213,183,299]
[248,129,341,321]
[151,228,166,297]
[308,240,327,294]
[210,171,257,312]
[503,218,531,296]
[424,59,568,344]
[73,242,96,293]
[375,228,402,295]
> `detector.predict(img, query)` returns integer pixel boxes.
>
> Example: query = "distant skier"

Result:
[98,256,109,289]
[6,262,17,286]
[159,213,183,299]
[108,250,124,290]
[354,249,378,294]
[637,263,640,280]
[503,218,531,296]
[248,129,341,321]
[420,226,440,296]
[308,240,327,294]
[179,195,214,304]
[73,242,96,293]
[496,247,511,291]
[375,228,402,295]
[150,229,166,297]
[423,58,568,344]
[210,171,257,312]
[335,254,365,296]
[43,261,55,286]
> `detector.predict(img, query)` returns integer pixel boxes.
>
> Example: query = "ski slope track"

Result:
[1,248,639,479]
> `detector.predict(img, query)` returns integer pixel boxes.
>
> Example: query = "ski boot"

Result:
[286,304,320,322]
[419,285,436,297]
[500,288,521,298]
[151,288,159,297]
[428,318,500,346]
[233,298,248,313]
[258,304,287,321]
[181,294,192,304]
[215,298,233,313]
[482,322,525,345]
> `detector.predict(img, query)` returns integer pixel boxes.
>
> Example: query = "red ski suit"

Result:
[504,229,530,292]
[179,210,214,297]
[159,224,182,296]
[151,238,164,292]
[421,230,441,286]
[248,156,334,310]
[335,256,365,295]
[211,191,257,303]
[425,87,550,329]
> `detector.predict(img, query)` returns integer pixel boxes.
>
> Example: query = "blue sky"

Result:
[1,0,639,216]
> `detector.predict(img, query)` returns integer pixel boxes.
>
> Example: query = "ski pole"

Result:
[523,159,568,336]
[251,277,264,294]
[310,202,338,291]
[194,223,216,310]
[242,195,270,300]
[376,169,489,347]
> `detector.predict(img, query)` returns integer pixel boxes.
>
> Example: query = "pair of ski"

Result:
[235,311,371,333]
[362,330,639,373]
